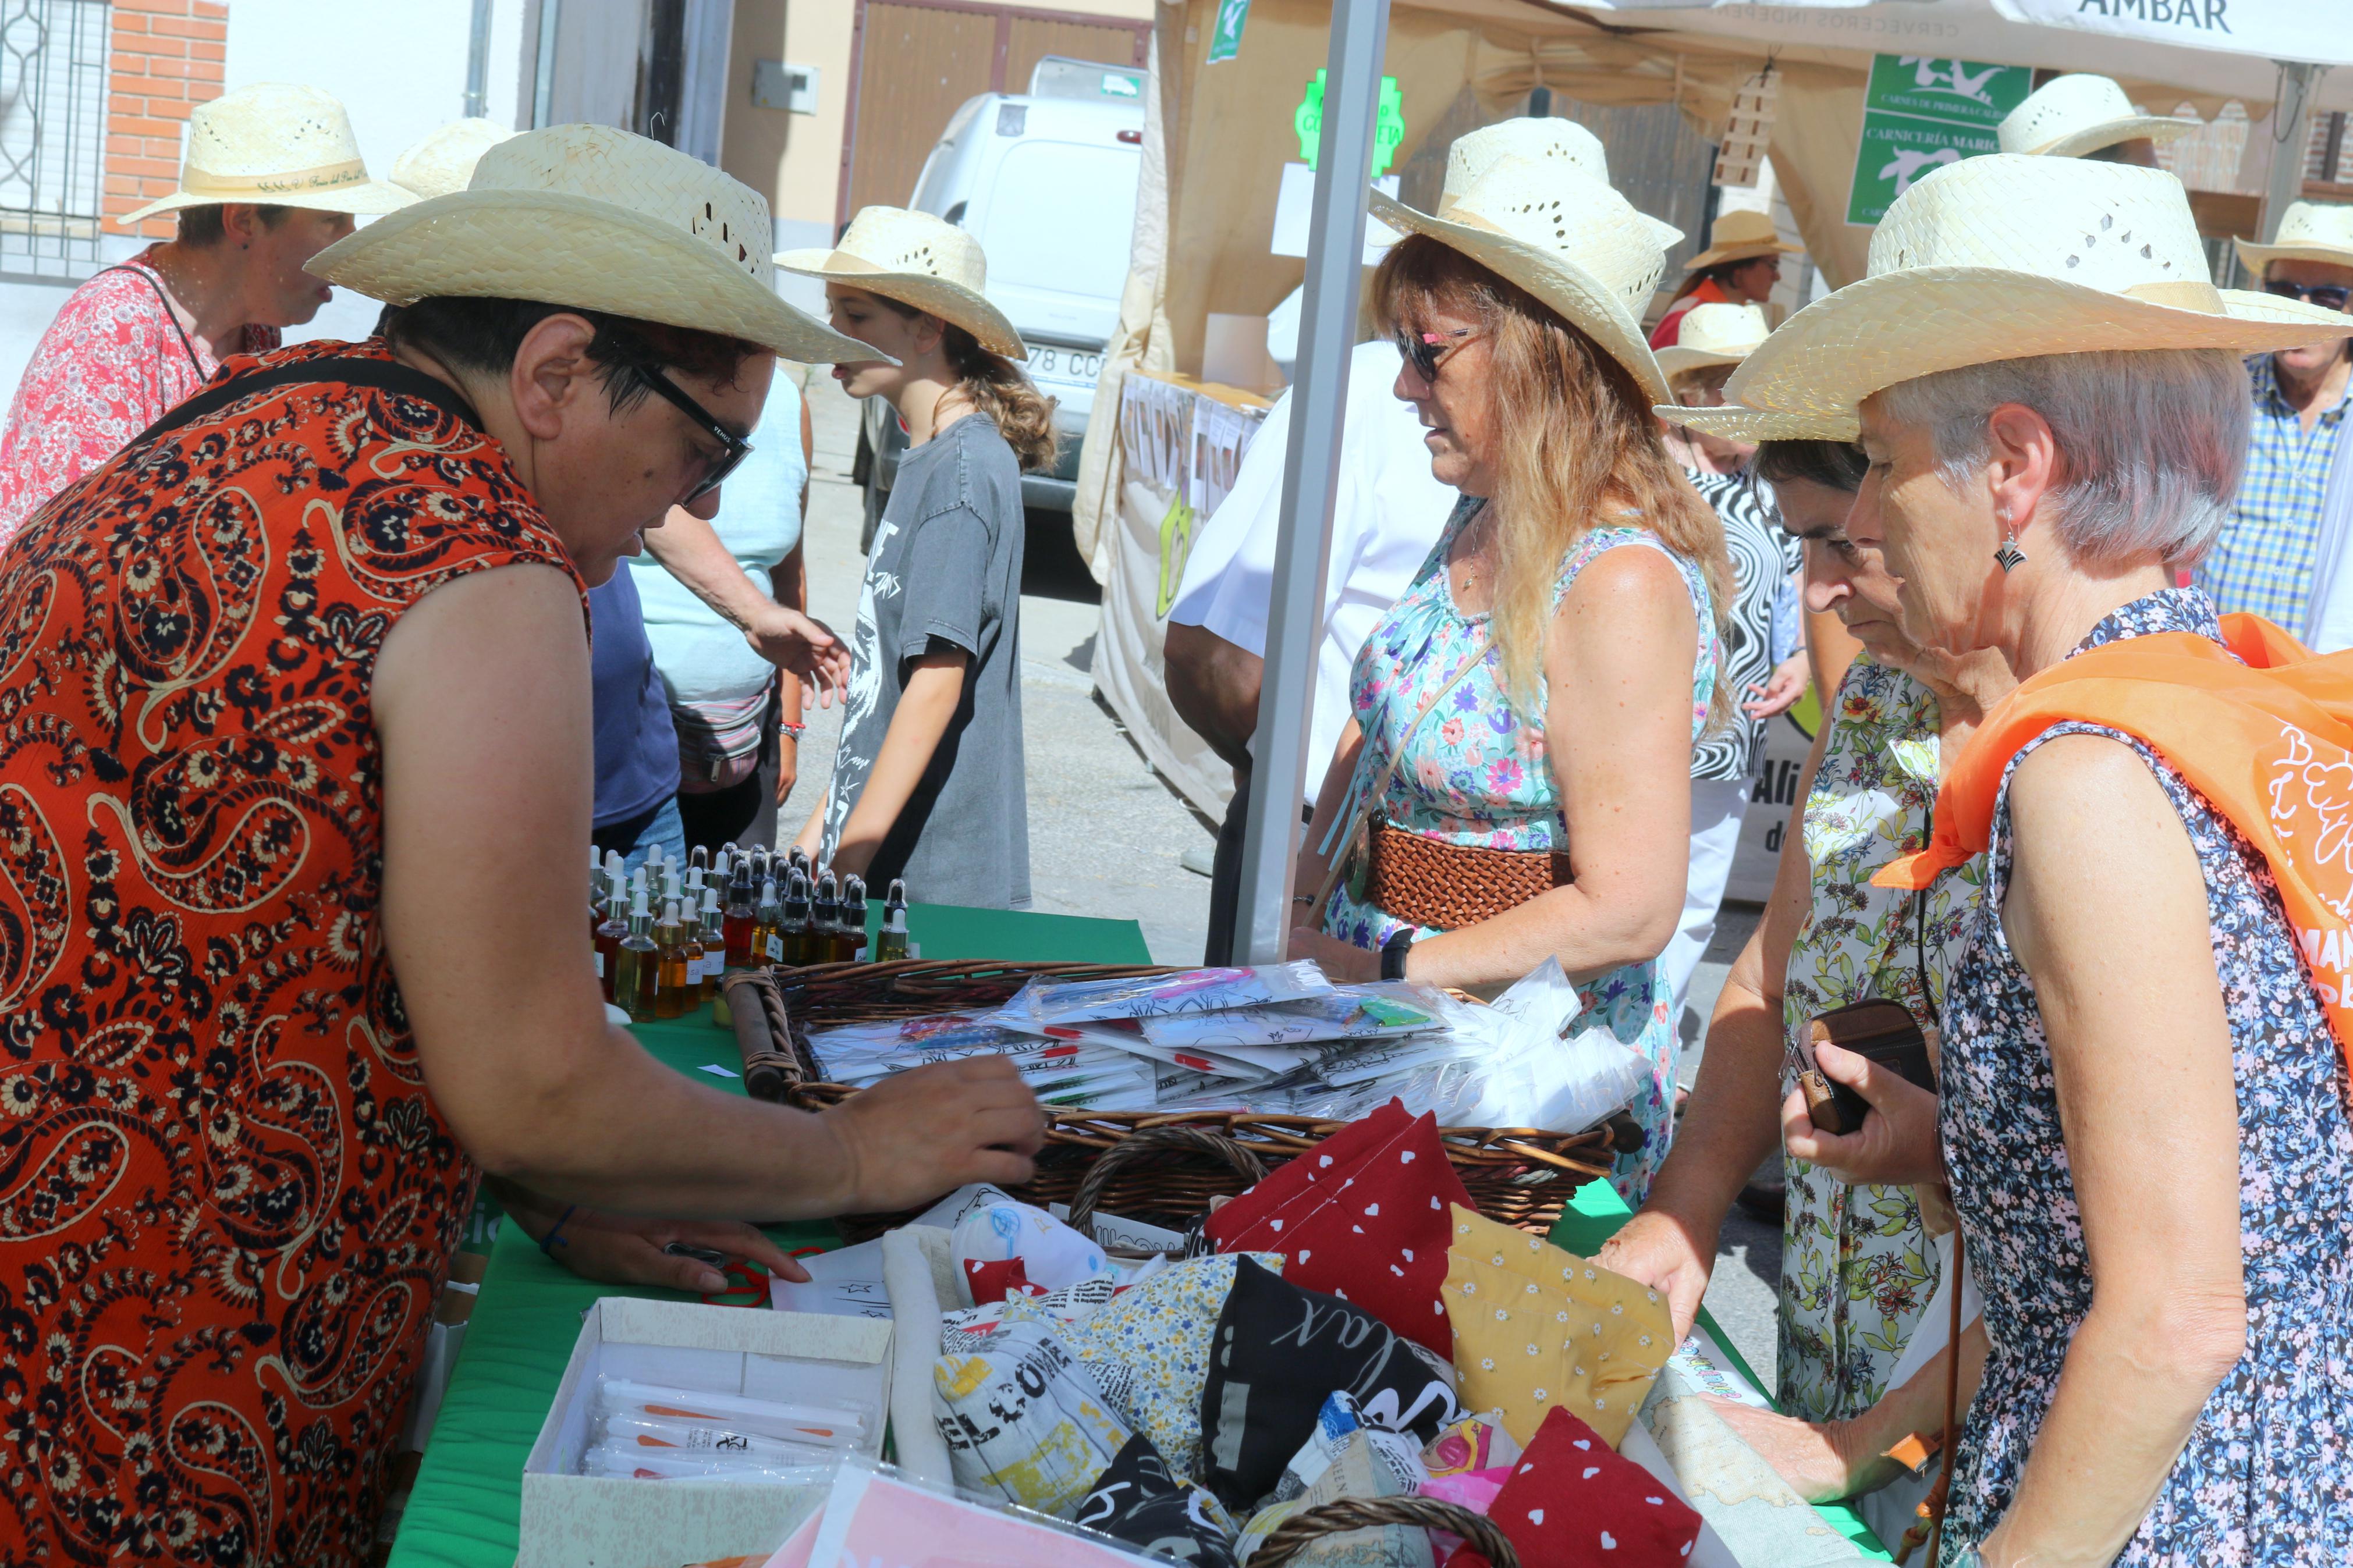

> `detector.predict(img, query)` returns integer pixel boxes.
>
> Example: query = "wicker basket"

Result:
[721,958,1639,1245]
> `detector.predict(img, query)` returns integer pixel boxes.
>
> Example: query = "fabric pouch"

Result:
[1234,1431,1435,1568]
[1266,1391,1432,1509]
[1199,1257,1463,1515]
[953,1200,1114,1295]
[1442,1206,1672,1448]
[960,1251,1280,1485]
[1071,1431,1241,1568]
[673,685,771,793]
[1421,1411,1521,1481]
[1205,1098,1474,1359]
[932,1319,1133,1518]
[1441,1406,1702,1568]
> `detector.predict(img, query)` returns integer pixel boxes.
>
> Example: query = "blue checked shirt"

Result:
[2197,354,2351,627]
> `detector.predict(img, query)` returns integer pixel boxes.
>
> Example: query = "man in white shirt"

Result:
[1166,335,1455,962]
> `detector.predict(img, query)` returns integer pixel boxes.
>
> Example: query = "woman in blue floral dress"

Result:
[1287,155,1730,1204]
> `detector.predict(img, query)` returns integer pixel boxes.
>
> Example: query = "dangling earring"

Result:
[1994,510,2027,574]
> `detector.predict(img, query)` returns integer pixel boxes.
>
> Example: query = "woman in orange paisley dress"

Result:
[0,126,1046,1565]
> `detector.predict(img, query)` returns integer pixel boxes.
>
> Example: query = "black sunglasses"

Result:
[629,361,753,503]
[2264,277,2353,312]
[1393,325,1476,383]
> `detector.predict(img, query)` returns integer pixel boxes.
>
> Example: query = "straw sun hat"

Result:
[1680,208,1800,274]
[1659,156,2353,445]
[777,207,1025,360]
[1997,73,2199,160]
[391,118,514,202]
[123,83,414,224]
[1654,301,1769,378]
[1370,155,1682,405]
[308,123,879,365]
[1441,118,1682,248]
[2235,199,2353,276]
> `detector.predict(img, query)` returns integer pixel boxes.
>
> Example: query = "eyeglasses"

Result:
[629,361,754,503]
[2264,278,2353,312]
[1394,325,1477,383]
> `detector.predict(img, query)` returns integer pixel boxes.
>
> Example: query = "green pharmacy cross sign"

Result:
[1294,70,1406,179]
[1846,54,2032,226]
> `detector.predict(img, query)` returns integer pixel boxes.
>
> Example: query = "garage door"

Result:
[840,0,1147,222]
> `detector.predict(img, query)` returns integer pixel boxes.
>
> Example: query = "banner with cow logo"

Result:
[1846,54,2033,226]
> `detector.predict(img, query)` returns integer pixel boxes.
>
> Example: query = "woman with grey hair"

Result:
[1680,154,2353,1563]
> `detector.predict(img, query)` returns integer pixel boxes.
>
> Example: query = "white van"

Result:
[853,59,1144,545]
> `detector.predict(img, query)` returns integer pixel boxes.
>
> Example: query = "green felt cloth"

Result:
[389,904,1887,1564]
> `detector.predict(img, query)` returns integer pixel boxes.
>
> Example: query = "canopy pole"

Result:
[2257,62,2330,255]
[1231,0,1393,966]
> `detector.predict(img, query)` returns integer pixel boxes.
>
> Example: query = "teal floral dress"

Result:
[1776,656,1986,1420]
[1322,499,1722,1202]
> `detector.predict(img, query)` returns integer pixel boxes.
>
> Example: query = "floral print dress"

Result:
[1323,498,1721,1202]
[1940,588,2353,1561]
[1776,657,1985,1421]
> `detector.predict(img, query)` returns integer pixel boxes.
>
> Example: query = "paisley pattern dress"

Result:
[0,245,279,549]
[1940,588,2353,1560]
[1323,498,1722,1203]
[0,337,580,1565]
[1775,657,1984,1421]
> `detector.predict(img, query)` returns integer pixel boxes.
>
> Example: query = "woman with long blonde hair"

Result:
[1290,156,1732,1200]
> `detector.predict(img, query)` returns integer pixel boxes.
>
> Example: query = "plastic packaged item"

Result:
[599,1414,846,1468]
[1134,980,1445,1049]
[592,1378,867,1446]
[579,1443,828,1483]
[993,961,1333,1026]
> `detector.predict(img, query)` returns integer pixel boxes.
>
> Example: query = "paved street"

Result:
[776,364,1783,1386]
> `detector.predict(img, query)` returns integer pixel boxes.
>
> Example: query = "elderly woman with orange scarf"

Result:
[1676,154,2353,1565]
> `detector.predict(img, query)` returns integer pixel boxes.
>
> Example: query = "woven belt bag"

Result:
[1365,814,1572,930]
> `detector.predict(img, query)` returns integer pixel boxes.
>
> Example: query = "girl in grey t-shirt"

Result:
[779,208,1057,910]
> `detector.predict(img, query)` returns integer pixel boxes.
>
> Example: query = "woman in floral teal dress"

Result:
[1288,154,1730,1204]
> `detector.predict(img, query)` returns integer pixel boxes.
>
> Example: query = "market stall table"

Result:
[387,902,1890,1565]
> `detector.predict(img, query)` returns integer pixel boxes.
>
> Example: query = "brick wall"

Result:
[104,0,230,239]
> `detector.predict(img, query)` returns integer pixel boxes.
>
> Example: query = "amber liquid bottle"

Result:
[809,872,842,963]
[723,862,756,967]
[653,899,689,1020]
[751,877,784,966]
[697,890,725,1007]
[836,876,869,963]
[594,890,627,1004]
[615,893,658,1023]
[778,873,814,966]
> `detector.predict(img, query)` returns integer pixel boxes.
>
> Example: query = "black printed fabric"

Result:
[1073,1432,1240,1568]
[1198,1257,1464,1514]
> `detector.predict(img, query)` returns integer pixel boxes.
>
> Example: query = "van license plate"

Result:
[1028,346,1105,393]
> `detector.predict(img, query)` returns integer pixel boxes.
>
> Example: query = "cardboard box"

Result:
[517,1298,893,1568]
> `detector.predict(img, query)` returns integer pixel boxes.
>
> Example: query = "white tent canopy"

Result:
[1567,1,2353,107]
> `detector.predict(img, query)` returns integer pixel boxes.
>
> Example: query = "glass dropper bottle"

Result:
[837,875,869,963]
[615,891,658,1023]
[653,899,688,1021]
[875,878,911,962]
[723,859,756,968]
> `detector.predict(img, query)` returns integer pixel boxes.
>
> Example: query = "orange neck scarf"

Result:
[1876,614,2353,1081]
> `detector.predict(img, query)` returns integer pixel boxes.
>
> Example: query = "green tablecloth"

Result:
[389,902,1886,1565]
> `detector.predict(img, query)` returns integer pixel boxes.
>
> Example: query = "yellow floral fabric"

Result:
[1440,1207,1673,1448]
[1779,657,1985,1422]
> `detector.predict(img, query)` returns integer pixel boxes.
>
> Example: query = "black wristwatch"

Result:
[1379,930,1414,982]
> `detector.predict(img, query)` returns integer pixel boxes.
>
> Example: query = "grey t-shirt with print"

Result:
[822,411,1030,908]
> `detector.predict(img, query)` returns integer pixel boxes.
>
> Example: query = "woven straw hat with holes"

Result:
[2235,199,2353,277]
[1680,208,1800,274]
[1371,154,1681,406]
[390,118,514,202]
[308,123,880,365]
[124,83,415,224]
[1997,73,2199,160]
[777,207,1025,360]
[1655,301,1769,379]
[1442,119,1681,248]
[1658,155,2353,445]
